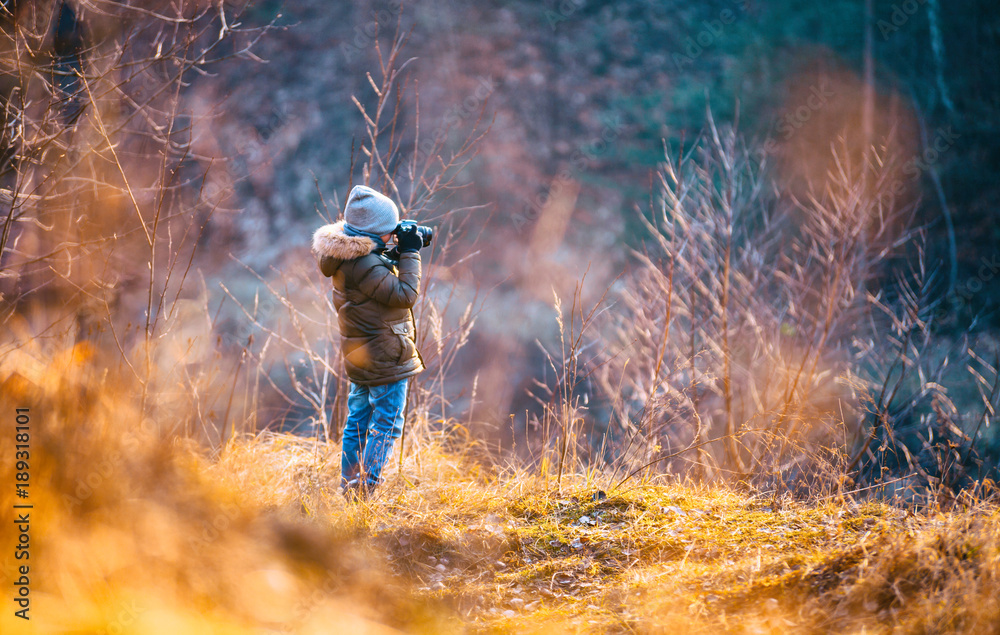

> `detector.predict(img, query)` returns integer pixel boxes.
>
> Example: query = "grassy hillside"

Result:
[2,351,998,634]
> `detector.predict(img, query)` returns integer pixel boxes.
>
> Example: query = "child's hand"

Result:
[396,226,423,253]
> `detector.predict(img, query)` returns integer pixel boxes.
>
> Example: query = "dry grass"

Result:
[2,351,999,634]
[0,348,449,635]
[375,479,1000,634]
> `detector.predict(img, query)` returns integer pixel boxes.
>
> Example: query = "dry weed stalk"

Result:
[221,18,492,474]
[0,1,275,442]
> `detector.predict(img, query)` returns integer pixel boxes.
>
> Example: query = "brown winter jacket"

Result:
[312,221,424,386]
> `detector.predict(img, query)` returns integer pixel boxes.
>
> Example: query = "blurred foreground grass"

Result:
[1,346,999,634]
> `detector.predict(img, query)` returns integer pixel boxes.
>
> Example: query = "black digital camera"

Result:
[394,219,434,248]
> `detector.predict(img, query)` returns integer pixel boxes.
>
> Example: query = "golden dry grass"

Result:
[1,349,999,634]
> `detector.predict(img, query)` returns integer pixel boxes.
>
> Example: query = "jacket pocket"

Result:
[387,318,414,365]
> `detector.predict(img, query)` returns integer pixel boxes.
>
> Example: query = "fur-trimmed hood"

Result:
[312,221,377,261]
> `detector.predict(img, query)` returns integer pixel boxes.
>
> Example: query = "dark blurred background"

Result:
[211,0,999,279]
[198,0,999,423]
[3,0,998,482]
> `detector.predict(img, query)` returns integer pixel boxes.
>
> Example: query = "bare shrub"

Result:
[0,1,277,443]
[536,117,1000,495]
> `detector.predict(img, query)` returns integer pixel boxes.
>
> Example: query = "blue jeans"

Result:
[340,378,409,495]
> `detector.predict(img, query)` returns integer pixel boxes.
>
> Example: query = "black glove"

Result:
[395,226,423,253]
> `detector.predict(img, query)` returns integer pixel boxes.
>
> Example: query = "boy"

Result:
[312,185,425,499]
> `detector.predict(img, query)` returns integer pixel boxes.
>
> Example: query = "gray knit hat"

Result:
[344,185,399,236]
